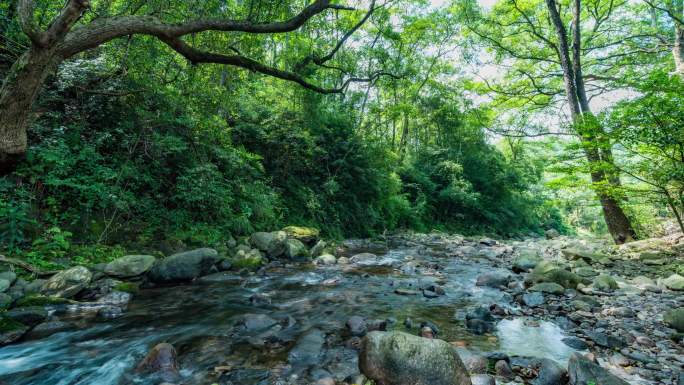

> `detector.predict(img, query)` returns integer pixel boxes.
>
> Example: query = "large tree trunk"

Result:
[0,46,59,175]
[675,23,684,77]
[546,0,637,244]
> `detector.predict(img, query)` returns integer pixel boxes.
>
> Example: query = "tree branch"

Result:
[17,0,46,46]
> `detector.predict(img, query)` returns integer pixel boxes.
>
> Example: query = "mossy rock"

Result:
[114,282,140,294]
[664,308,684,332]
[15,295,72,307]
[0,316,25,333]
[527,262,586,289]
[232,255,264,270]
[282,226,320,244]
[593,274,618,291]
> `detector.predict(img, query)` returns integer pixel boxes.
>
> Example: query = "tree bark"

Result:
[675,23,684,76]
[0,47,59,174]
[546,0,636,244]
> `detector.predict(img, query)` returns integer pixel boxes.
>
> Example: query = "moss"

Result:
[232,256,263,270]
[15,295,71,307]
[0,316,26,333]
[114,282,140,294]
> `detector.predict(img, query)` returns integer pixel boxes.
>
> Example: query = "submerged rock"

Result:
[136,342,179,382]
[359,331,471,385]
[149,248,219,283]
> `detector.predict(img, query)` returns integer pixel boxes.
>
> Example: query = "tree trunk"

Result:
[0,46,60,174]
[675,23,684,77]
[546,0,636,244]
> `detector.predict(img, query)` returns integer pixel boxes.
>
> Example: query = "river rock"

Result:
[104,255,156,278]
[0,271,17,286]
[522,292,545,307]
[562,336,588,350]
[359,331,471,385]
[288,328,325,370]
[529,282,565,295]
[26,320,71,339]
[495,360,514,379]
[136,342,179,382]
[663,274,684,291]
[567,352,628,385]
[526,261,584,289]
[314,254,336,265]
[0,316,29,346]
[282,226,320,244]
[585,331,625,349]
[346,316,367,337]
[149,248,219,282]
[284,238,309,259]
[350,253,377,264]
[5,306,47,327]
[664,308,684,332]
[0,293,11,310]
[593,274,618,291]
[311,240,327,257]
[476,272,510,288]
[470,374,495,385]
[236,313,278,333]
[513,249,542,272]
[41,266,92,298]
[531,358,567,385]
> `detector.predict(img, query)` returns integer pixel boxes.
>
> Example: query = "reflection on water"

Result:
[497,318,578,365]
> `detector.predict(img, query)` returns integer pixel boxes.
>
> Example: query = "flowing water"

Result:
[0,243,578,384]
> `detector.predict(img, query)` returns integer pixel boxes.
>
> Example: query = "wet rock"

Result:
[562,336,588,350]
[136,342,179,382]
[288,328,325,370]
[350,253,377,264]
[522,292,545,307]
[0,316,29,346]
[664,308,684,332]
[314,254,336,265]
[337,256,350,265]
[359,331,472,385]
[465,307,495,334]
[495,360,514,380]
[310,240,327,257]
[5,306,48,327]
[573,267,598,278]
[470,374,495,385]
[663,274,684,291]
[586,331,625,349]
[236,313,278,333]
[0,279,9,293]
[104,255,156,278]
[42,266,92,298]
[395,288,419,295]
[530,358,567,385]
[149,248,219,283]
[346,316,367,337]
[603,307,634,318]
[217,258,232,271]
[593,274,618,291]
[529,282,565,295]
[0,293,11,310]
[570,300,592,312]
[26,320,71,339]
[97,305,124,320]
[476,272,510,288]
[420,326,434,338]
[567,352,628,385]
[635,335,655,347]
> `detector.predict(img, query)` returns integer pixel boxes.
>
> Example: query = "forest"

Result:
[0,0,683,384]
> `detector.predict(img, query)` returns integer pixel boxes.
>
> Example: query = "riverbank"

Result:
[0,230,682,384]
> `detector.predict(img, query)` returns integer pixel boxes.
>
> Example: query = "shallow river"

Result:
[0,244,578,384]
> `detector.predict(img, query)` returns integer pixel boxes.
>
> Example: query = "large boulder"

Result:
[567,353,628,385]
[149,248,219,283]
[284,238,310,259]
[41,266,92,298]
[104,255,156,278]
[250,231,287,257]
[664,308,684,332]
[282,226,320,244]
[359,331,471,385]
[512,249,542,272]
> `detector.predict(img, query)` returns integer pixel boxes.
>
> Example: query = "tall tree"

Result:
[644,0,684,76]
[464,0,651,243]
[0,0,386,175]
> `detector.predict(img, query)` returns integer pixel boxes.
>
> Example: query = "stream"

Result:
[0,240,580,384]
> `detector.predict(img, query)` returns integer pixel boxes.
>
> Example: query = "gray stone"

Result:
[288,328,325,370]
[0,271,17,285]
[5,306,48,327]
[314,254,336,265]
[664,274,684,291]
[470,374,495,385]
[562,336,588,350]
[0,279,9,293]
[284,238,309,259]
[593,274,618,291]
[104,255,156,277]
[41,266,92,298]
[529,282,565,295]
[149,248,219,282]
[522,292,545,307]
[359,331,471,385]
[568,352,629,385]
[531,358,567,385]
[475,272,510,288]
